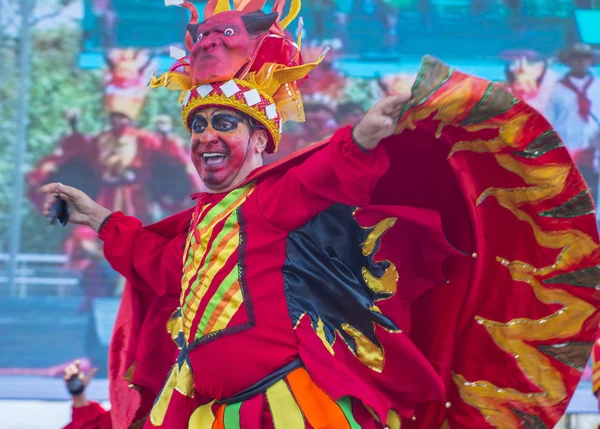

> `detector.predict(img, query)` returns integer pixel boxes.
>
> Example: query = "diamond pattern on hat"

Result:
[221,80,240,98]
[169,46,186,60]
[243,89,261,107]
[197,84,213,99]
[182,90,192,106]
[265,104,278,120]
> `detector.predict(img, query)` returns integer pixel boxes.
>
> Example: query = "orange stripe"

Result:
[286,368,350,429]
[202,280,240,335]
[182,225,239,322]
[182,212,238,313]
[212,404,226,429]
[196,187,253,238]
[181,187,252,308]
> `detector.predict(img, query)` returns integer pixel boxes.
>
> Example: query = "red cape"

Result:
[109,56,600,428]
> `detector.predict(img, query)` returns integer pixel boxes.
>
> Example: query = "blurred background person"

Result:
[545,43,600,200]
[501,49,559,113]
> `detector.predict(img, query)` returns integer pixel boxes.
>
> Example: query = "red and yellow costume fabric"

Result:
[66,56,600,429]
[592,334,600,396]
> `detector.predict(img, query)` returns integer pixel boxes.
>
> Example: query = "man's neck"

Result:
[204,159,264,194]
[569,71,590,79]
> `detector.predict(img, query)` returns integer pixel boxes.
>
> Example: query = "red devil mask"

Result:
[186,10,278,84]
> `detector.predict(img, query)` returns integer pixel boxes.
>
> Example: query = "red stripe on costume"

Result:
[239,393,263,429]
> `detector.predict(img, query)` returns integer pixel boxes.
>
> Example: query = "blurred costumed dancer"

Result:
[500,49,559,113]
[265,40,346,164]
[41,1,600,428]
[29,49,197,310]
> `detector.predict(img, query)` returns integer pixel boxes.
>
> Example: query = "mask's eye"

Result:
[197,33,204,42]
[224,28,235,36]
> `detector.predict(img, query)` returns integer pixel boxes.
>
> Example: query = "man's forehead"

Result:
[197,11,246,32]
[194,108,244,120]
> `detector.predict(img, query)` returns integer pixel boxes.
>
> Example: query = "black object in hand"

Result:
[66,374,85,396]
[49,197,69,227]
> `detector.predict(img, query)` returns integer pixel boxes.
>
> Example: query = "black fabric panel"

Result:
[283,204,398,354]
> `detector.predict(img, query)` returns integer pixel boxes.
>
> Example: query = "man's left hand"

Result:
[352,95,409,150]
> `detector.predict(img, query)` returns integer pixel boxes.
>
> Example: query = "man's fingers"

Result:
[83,368,98,385]
[57,184,82,201]
[40,182,81,202]
[42,195,59,216]
[375,115,395,129]
[64,364,77,380]
[379,95,408,116]
[39,183,61,195]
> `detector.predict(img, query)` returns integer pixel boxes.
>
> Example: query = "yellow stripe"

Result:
[189,400,216,429]
[180,187,253,310]
[181,206,238,308]
[183,234,239,331]
[266,380,305,429]
[209,288,243,334]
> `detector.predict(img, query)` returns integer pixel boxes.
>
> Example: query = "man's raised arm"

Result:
[257,95,407,231]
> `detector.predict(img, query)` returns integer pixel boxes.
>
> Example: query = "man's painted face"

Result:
[109,113,131,133]
[188,11,276,84]
[190,108,255,191]
[570,57,593,75]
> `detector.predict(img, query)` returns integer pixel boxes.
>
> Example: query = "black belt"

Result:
[219,359,304,405]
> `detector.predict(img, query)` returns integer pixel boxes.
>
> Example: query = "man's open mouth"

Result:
[201,152,228,166]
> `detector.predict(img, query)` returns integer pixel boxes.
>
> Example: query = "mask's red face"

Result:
[188,11,277,84]
[190,108,264,192]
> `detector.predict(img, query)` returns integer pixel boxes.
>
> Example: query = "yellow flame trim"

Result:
[150,361,195,426]
[398,64,599,427]
[341,323,385,373]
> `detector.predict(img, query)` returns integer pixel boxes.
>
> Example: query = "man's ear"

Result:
[252,129,268,154]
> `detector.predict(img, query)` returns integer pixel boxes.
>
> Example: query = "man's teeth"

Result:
[202,153,227,165]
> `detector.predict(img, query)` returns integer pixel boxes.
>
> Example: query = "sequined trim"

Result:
[538,191,595,219]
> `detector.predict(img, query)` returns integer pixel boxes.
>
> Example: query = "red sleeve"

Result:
[63,402,111,429]
[257,125,390,230]
[99,212,185,297]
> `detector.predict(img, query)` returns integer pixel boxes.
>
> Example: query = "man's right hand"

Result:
[64,360,98,407]
[40,183,112,232]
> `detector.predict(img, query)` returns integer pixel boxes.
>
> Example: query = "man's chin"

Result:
[201,176,235,193]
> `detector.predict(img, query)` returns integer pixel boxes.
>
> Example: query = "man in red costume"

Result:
[44,1,600,428]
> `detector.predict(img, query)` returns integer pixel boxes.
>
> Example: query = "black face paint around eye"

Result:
[211,113,243,131]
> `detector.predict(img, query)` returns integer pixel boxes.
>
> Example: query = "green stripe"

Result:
[183,184,248,273]
[196,185,249,232]
[337,397,362,429]
[223,402,242,429]
[182,210,237,310]
[195,264,239,339]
